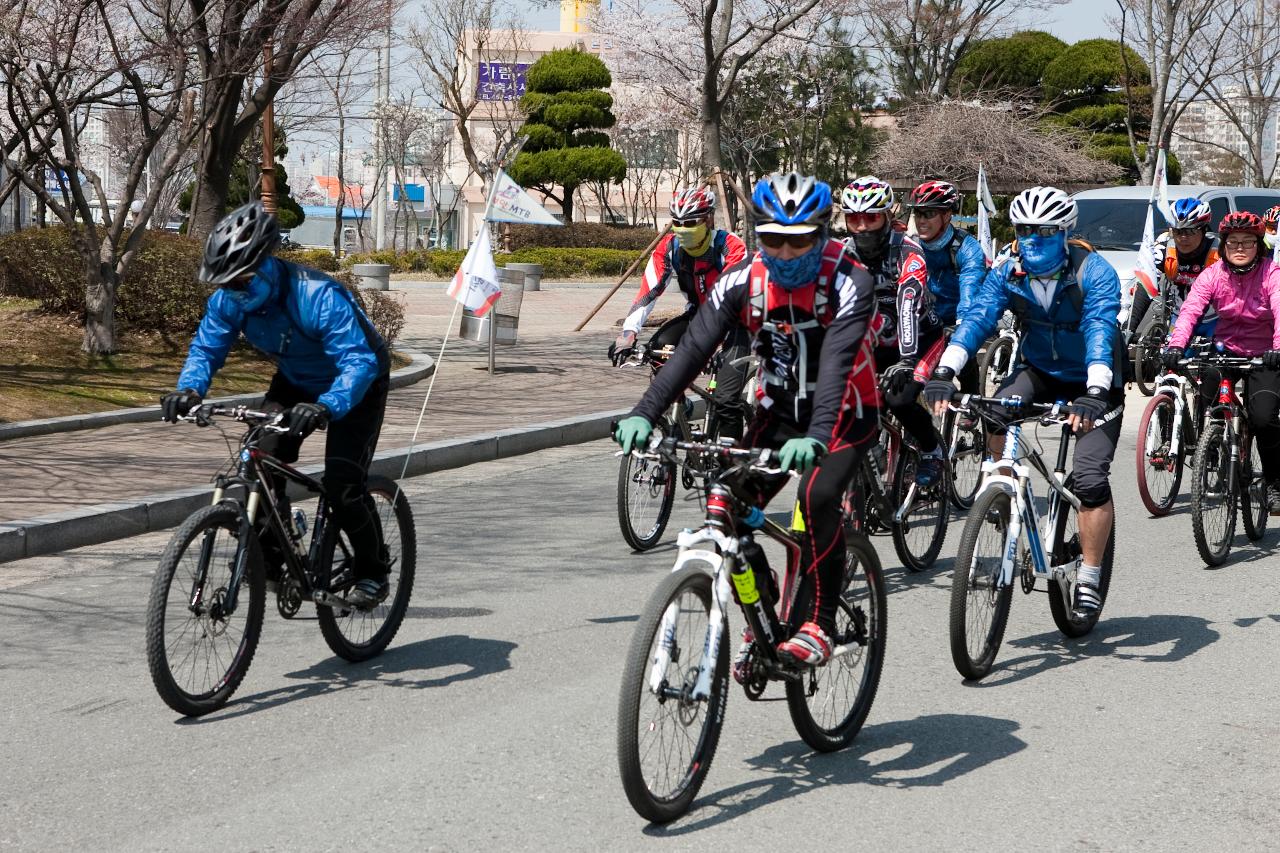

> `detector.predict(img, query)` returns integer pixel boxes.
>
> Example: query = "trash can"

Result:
[504,262,543,292]
[352,263,391,291]
[460,268,525,345]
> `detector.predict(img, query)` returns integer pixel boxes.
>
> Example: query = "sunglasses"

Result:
[1014,224,1062,238]
[758,231,819,250]
[913,209,944,221]
[1224,239,1257,250]
[844,212,883,228]
[671,217,705,227]
[222,276,254,291]
[1171,227,1203,238]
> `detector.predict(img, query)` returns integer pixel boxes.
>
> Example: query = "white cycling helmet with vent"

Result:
[840,176,894,214]
[1008,186,1077,230]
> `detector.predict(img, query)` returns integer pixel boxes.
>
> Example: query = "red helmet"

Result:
[1264,205,1280,226]
[670,186,715,220]
[907,180,960,212]
[1218,210,1265,236]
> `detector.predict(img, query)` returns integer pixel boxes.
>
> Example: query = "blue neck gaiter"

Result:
[1020,232,1068,277]
[760,241,825,290]
[921,225,955,253]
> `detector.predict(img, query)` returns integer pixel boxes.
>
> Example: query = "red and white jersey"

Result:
[622,230,747,334]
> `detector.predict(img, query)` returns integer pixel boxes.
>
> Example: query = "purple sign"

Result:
[477,62,528,101]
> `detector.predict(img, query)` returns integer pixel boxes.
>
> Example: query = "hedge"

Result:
[0,226,404,344]
[503,222,657,250]
[341,246,643,279]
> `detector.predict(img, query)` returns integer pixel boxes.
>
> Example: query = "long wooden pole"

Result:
[573,224,671,332]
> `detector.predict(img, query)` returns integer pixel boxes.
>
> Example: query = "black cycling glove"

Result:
[161,389,202,423]
[1263,350,1280,370]
[882,359,918,396]
[1069,386,1109,424]
[285,402,330,438]
[1160,348,1182,371]
[923,366,957,407]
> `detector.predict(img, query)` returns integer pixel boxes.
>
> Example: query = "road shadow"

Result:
[1200,535,1278,571]
[971,614,1220,688]
[645,713,1025,835]
[180,634,516,724]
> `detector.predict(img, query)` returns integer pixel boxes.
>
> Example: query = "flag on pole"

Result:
[1153,147,1172,225]
[487,169,563,226]
[976,164,995,262]
[448,223,502,317]
[1132,202,1161,304]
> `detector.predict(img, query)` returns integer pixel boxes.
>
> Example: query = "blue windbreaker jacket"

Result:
[920,226,987,325]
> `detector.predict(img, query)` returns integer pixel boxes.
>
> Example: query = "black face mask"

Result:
[851,222,890,266]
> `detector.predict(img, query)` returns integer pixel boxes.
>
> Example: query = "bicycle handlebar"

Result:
[179,404,289,432]
[947,393,1071,425]
[624,435,797,477]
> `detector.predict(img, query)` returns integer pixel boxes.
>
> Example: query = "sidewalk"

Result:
[0,280,657,526]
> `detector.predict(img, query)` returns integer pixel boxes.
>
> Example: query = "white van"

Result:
[1071,185,1280,285]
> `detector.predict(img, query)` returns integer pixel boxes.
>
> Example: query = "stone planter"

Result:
[352,262,391,291]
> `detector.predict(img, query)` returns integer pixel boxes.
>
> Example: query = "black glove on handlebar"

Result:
[923,366,957,406]
[882,359,918,396]
[161,389,202,423]
[285,402,330,439]
[1160,348,1182,371]
[1263,350,1280,370]
[1069,386,1109,423]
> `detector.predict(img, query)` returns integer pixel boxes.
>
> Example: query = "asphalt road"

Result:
[4,400,1280,850]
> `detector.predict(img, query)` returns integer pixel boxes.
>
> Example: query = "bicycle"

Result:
[144,405,417,717]
[616,437,885,823]
[1185,353,1268,566]
[1129,281,1174,397]
[846,405,950,572]
[946,394,1114,681]
[977,310,1022,397]
[1135,351,1206,516]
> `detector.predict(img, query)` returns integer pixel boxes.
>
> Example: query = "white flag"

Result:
[976,164,995,262]
[447,224,502,317]
[488,169,562,226]
[1131,203,1161,308]
[1153,148,1172,225]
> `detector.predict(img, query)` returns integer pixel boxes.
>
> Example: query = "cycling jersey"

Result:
[918,225,988,326]
[178,257,388,419]
[844,230,941,360]
[630,239,878,446]
[1168,257,1280,354]
[621,230,747,334]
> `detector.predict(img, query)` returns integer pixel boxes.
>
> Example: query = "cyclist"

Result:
[904,179,988,395]
[925,186,1125,618]
[614,172,879,667]
[160,200,392,608]
[1264,205,1280,256]
[1122,197,1220,340]
[609,187,750,439]
[1160,211,1280,511]
[841,175,945,486]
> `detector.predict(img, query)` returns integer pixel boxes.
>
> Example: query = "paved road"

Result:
[4,417,1280,849]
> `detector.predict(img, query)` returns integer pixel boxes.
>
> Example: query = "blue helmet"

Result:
[1170,197,1212,229]
[752,172,833,234]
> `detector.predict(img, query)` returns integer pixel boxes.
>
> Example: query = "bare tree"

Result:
[1113,0,1232,183]
[1,0,196,353]
[310,49,377,254]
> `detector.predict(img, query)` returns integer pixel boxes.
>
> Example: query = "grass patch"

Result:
[0,302,410,424]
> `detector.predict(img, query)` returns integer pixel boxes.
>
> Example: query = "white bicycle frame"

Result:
[1146,372,1195,461]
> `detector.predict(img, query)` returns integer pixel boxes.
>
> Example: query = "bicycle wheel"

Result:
[978,336,1015,396]
[944,408,985,510]
[1240,431,1268,541]
[890,445,949,572]
[1047,476,1114,638]
[1134,323,1167,397]
[786,533,886,752]
[318,475,418,662]
[617,567,728,824]
[949,488,1014,680]
[616,418,677,551]
[1135,393,1183,516]
[145,504,265,717]
[1191,421,1237,566]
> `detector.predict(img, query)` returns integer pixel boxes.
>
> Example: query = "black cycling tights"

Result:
[1197,363,1280,483]
[648,313,750,440]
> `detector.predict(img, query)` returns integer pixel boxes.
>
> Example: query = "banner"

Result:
[488,169,562,226]
[447,224,502,317]
[1153,147,1172,225]
[1132,203,1161,301]
[976,164,995,262]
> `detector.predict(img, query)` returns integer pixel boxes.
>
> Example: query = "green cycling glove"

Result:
[778,437,827,473]
[614,416,653,454]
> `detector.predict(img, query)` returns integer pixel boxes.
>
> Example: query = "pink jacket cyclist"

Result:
[1168,255,1280,354]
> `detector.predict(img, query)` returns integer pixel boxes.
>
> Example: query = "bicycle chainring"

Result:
[1019,546,1036,594]
[276,579,304,619]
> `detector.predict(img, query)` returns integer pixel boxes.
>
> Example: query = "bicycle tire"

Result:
[617,567,728,824]
[318,475,418,662]
[944,408,985,510]
[1047,476,1114,638]
[1134,323,1167,397]
[949,488,1014,680]
[1240,431,1268,542]
[978,336,1015,396]
[786,533,886,752]
[145,504,265,717]
[1191,421,1237,566]
[890,444,948,572]
[616,418,677,551]
[1135,394,1183,516]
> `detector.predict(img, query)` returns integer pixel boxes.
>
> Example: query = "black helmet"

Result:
[199,200,280,285]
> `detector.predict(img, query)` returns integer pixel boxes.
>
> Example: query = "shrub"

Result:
[279,247,340,272]
[341,246,641,279]
[503,222,657,250]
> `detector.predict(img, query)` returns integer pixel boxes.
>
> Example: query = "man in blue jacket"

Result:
[924,186,1124,619]
[161,201,392,607]
[905,179,988,393]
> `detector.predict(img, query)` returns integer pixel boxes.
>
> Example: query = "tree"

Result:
[177,123,306,229]
[506,49,626,223]
[312,47,375,255]
[951,30,1066,97]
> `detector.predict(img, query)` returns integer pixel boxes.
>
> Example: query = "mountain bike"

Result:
[1130,281,1173,396]
[846,406,949,572]
[940,382,986,511]
[946,394,1114,681]
[1186,353,1268,566]
[145,405,416,717]
[978,311,1021,397]
[616,437,885,823]
[1135,358,1205,516]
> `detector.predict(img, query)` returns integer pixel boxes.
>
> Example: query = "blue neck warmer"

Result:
[224,259,275,313]
[761,241,824,290]
[1020,232,1068,277]
[921,225,954,253]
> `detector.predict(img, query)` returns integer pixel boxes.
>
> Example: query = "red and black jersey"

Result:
[621,230,747,334]
[845,230,941,360]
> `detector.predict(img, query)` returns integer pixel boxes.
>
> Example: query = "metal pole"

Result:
[488,291,497,374]
[372,5,391,249]
[573,224,671,332]
[261,39,277,214]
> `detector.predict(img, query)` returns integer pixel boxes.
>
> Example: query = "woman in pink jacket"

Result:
[1162,210,1280,509]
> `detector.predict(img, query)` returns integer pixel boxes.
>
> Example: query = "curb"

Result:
[0,351,436,443]
[0,406,629,565]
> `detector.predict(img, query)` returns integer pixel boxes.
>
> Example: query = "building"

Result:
[0,164,35,234]
[1172,92,1279,185]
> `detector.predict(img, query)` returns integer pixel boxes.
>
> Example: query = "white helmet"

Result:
[840,176,894,214]
[1008,186,1077,230]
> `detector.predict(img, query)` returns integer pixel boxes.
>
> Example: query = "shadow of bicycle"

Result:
[180,634,516,724]
[646,713,1026,835]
